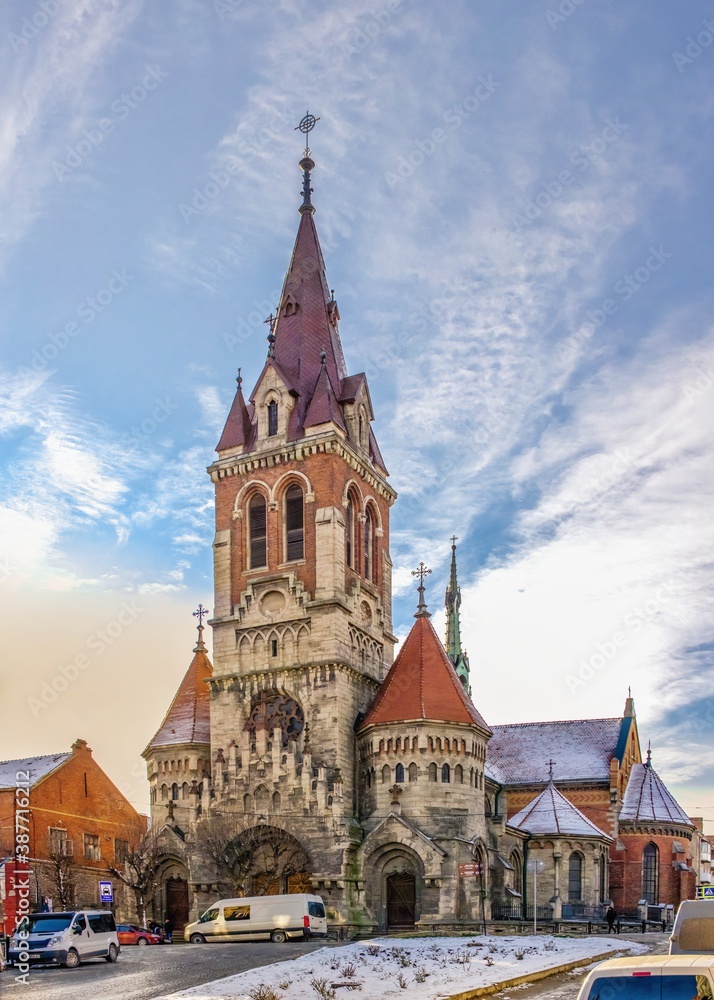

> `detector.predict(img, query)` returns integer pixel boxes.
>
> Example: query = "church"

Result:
[142,128,697,935]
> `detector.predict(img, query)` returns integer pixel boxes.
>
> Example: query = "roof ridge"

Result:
[491,717,621,730]
[0,752,69,766]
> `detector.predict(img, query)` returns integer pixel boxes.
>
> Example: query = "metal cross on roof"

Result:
[450,534,458,547]
[193,603,209,628]
[546,758,557,780]
[412,562,432,617]
[295,111,320,137]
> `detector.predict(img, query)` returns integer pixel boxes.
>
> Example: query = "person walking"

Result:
[163,916,172,943]
[606,905,618,934]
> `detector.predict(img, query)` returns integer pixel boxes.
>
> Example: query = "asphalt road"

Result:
[0,938,335,1000]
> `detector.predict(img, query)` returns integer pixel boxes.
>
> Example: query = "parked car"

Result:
[116,924,163,946]
[670,899,714,954]
[7,911,119,969]
[184,893,327,944]
[576,954,714,999]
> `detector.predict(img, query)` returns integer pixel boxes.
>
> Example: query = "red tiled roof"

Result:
[268,212,347,426]
[359,615,491,732]
[216,381,254,452]
[304,363,346,431]
[143,645,213,754]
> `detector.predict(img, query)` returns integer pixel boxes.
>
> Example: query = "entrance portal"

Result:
[386,871,416,928]
[166,877,189,934]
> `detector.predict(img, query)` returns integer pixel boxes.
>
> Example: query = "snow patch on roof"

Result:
[509,781,611,839]
[0,753,71,790]
[487,718,623,785]
[619,763,693,828]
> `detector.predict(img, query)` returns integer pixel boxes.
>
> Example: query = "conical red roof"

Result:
[260,212,348,430]
[359,615,491,732]
[143,640,213,754]
[216,380,253,452]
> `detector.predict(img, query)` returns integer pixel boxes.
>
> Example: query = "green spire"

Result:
[445,537,470,690]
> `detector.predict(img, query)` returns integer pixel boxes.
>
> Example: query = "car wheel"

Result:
[137,937,148,946]
[105,943,119,963]
[271,930,287,944]
[65,949,80,969]
[190,933,206,944]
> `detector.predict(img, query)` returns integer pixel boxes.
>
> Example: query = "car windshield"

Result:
[18,914,73,934]
[585,975,713,999]
[199,908,219,923]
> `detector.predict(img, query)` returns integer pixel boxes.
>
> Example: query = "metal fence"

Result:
[561,903,605,921]
[491,901,553,921]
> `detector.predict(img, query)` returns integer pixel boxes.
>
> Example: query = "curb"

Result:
[444,947,634,999]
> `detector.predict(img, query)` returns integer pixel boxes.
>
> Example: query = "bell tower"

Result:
[205,117,396,901]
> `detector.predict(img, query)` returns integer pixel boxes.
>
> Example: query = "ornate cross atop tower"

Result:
[192,603,209,652]
[295,111,320,215]
[412,561,432,618]
[546,758,556,781]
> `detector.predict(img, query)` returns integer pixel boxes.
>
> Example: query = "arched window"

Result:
[455,764,464,784]
[364,507,372,581]
[345,493,355,569]
[267,400,278,437]
[285,484,304,561]
[171,783,179,800]
[272,791,281,813]
[366,770,371,789]
[382,764,391,784]
[160,784,168,801]
[568,852,583,901]
[395,763,405,783]
[428,762,437,782]
[408,762,418,782]
[510,852,523,896]
[642,843,658,903]
[441,763,450,783]
[243,793,251,813]
[249,493,267,568]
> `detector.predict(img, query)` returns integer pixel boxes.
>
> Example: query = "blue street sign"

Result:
[696,885,714,898]
[99,881,114,903]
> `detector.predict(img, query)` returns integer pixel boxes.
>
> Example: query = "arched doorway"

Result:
[166,877,189,934]
[386,871,416,928]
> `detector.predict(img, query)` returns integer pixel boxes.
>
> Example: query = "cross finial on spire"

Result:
[546,759,556,781]
[295,112,319,215]
[236,366,242,386]
[192,603,209,652]
[412,561,432,618]
[450,534,458,547]
[646,741,652,767]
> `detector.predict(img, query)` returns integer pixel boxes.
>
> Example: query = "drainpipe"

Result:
[522,834,532,921]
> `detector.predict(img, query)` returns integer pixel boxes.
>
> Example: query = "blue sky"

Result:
[0,0,712,824]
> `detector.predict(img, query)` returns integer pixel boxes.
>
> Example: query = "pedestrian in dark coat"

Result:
[163,917,172,942]
[606,905,617,933]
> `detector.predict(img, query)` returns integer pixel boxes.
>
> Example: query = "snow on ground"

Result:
[159,934,651,1000]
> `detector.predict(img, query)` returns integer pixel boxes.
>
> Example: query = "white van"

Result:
[184,893,327,944]
[8,910,120,968]
[669,898,714,954]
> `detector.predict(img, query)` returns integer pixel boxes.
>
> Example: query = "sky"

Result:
[0,0,712,828]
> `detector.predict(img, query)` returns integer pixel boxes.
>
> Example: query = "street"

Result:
[0,938,334,1000]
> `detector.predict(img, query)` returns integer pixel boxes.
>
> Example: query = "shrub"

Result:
[395,973,409,989]
[249,988,281,1000]
[310,978,337,1000]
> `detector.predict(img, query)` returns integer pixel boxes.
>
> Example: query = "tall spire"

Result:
[445,536,470,690]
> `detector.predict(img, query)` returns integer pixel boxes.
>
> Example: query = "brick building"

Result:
[0,739,146,931]
[142,136,698,933]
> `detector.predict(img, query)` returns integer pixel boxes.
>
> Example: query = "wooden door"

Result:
[386,871,416,928]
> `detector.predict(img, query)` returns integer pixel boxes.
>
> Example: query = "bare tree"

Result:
[41,847,77,910]
[196,816,309,896]
[107,827,164,927]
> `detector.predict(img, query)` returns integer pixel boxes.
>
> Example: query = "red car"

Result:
[116,924,163,945]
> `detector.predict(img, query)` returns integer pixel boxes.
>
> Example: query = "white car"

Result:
[576,955,714,999]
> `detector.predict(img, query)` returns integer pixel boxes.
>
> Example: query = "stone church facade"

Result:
[142,142,697,935]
